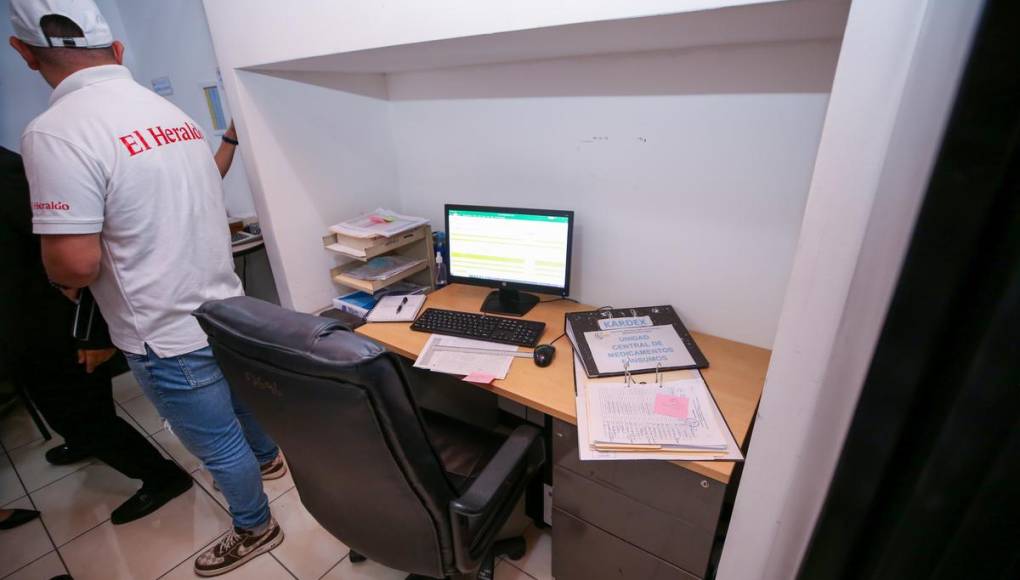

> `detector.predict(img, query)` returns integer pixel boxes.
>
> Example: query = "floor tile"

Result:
[320,556,406,580]
[31,463,140,547]
[512,525,553,580]
[0,497,53,578]
[268,488,347,579]
[119,395,164,435]
[496,496,531,540]
[496,560,538,580]
[151,429,203,474]
[160,549,293,580]
[7,437,91,493]
[111,372,144,404]
[3,550,67,580]
[59,484,231,580]
[193,464,295,511]
[114,404,146,435]
[0,404,48,452]
[1,452,27,506]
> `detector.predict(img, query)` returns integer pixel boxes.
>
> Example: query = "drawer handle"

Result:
[701,480,710,489]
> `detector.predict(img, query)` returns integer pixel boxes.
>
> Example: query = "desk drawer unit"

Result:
[551,419,725,578]
[553,509,699,580]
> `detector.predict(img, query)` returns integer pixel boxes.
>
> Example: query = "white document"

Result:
[573,355,742,462]
[329,208,428,239]
[366,295,426,322]
[583,325,695,374]
[414,335,516,379]
[586,382,727,449]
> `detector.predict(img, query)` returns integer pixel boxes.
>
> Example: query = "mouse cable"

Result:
[536,305,614,350]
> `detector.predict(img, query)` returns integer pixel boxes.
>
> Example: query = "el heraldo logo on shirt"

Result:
[32,201,71,211]
[117,122,204,156]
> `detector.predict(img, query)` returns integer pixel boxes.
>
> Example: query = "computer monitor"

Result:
[445,204,574,316]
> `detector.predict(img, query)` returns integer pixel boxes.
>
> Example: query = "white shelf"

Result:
[249,0,849,76]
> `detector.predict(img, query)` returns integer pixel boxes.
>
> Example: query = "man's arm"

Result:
[214,122,238,178]
[41,233,101,288]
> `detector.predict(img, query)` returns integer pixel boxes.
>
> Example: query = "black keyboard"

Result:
[411,308,546,347]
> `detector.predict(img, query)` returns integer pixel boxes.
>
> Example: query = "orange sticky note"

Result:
[463,371,496,384]
[653,394,689,419]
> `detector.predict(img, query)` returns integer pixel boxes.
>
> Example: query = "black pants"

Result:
[13,350,179,486]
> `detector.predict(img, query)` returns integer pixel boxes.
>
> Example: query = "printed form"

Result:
[414,335,517,379]
[586,381,728,450]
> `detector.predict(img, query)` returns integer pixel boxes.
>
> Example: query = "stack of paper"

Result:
[344,255,425,281]
[574,355,742,462]
[586,382,727,451]
[414,335,519,380]
[330,208,428,239]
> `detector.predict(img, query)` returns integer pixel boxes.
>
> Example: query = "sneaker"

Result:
[194,518,284,577]
[259,454,287,480]
[212,454,287,491]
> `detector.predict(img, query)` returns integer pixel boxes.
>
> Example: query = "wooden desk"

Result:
[357,283,770,484]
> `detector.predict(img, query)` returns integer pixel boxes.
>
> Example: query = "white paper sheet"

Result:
[583,325,695,374]
[329,208,428,239]
[414,335,516,379]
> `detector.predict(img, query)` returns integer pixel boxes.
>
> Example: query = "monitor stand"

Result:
[481,287,540,317]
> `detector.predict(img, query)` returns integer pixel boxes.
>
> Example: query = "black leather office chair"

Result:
[194,296,545,580]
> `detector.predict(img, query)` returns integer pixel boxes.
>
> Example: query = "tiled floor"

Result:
[0,373,551,579]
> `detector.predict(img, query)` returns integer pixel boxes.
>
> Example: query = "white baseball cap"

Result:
[9,0,113,48]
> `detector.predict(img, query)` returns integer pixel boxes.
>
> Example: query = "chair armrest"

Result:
[449,423,545,572]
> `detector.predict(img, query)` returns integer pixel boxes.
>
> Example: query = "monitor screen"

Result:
[446,206,573,293]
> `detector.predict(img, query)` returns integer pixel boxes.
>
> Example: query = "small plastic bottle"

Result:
[435,251,448,287]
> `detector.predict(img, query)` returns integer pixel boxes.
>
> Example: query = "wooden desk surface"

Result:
[357,284,770,483]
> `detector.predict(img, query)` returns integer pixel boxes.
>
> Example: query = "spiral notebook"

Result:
[366,294,427,322]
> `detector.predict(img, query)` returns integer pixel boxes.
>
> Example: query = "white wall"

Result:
[0,0,135,149]
[202,0,783,71]
[202,1,846,344]
[225,70,401,310]
[227,43,837,345]
[717,0,984,577]
[389,41,837,347]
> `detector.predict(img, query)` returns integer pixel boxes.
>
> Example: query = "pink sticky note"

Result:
[463,372,496,384]
[654,394,689,419]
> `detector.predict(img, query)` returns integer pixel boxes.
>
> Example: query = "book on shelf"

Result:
[332,281,428,318]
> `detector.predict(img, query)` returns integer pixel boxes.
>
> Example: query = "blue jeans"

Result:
[125,345,277,530]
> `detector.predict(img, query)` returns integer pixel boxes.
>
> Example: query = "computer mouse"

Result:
[533,344,556,367]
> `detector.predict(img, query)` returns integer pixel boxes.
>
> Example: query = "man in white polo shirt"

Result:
[10,1,284,575]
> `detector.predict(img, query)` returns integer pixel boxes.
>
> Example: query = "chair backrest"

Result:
[194,296,457,578]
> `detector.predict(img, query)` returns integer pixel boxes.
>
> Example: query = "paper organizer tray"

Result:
[322,224,430,261]
[331,260,429,293]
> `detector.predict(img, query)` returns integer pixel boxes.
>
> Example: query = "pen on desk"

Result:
[395,296,409,313]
